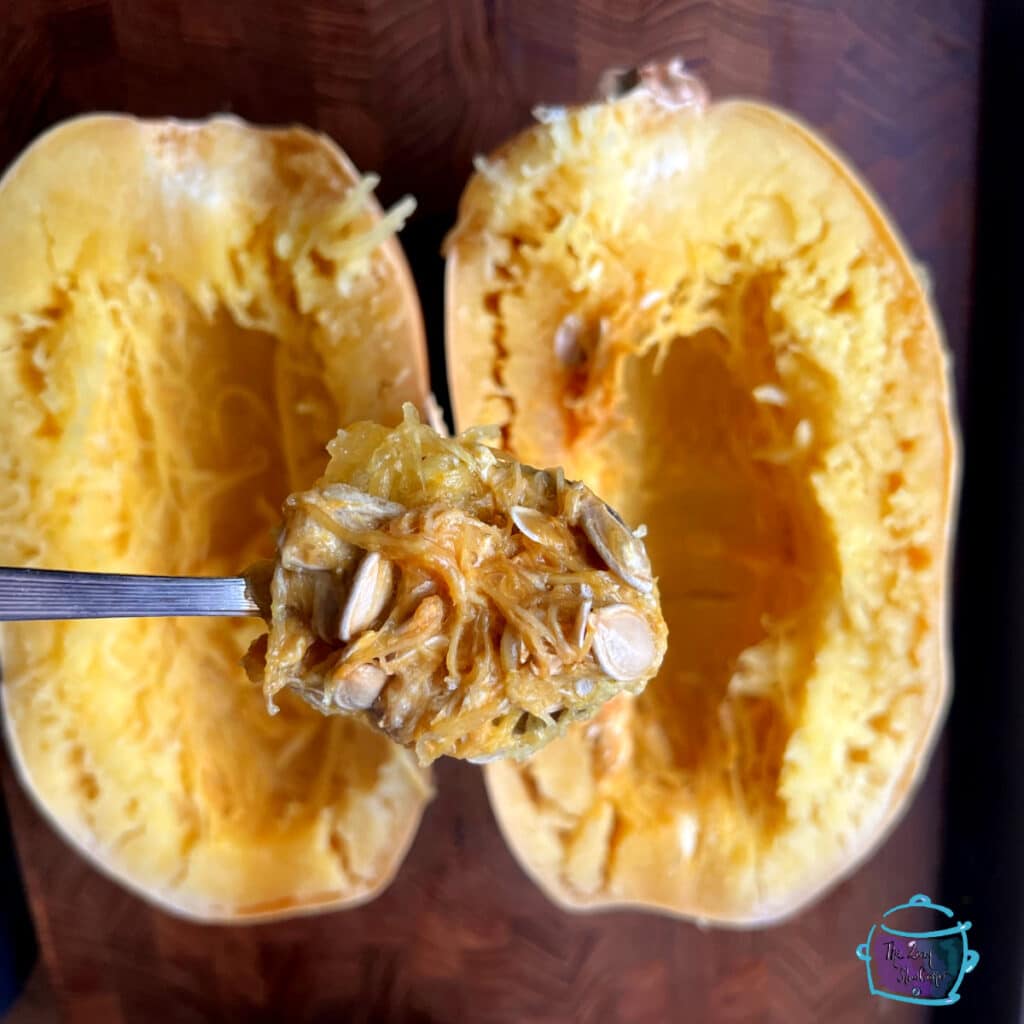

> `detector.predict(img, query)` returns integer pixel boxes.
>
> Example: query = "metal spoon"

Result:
[0,567,258,621]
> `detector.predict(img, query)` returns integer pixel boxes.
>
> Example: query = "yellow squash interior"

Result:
[0,116,432,920]
[447,85,956,922]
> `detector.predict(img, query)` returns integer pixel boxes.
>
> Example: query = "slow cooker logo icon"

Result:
[856,893,979,1006]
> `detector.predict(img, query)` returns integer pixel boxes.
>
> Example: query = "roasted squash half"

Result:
[0,116,433,921]
[446,66,958,924]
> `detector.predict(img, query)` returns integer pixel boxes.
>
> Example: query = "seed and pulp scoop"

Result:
[0,408,667,765]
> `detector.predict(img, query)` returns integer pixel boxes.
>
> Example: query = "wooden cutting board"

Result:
[0,1,980,1021]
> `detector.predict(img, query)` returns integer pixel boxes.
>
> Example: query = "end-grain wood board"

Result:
[0,1,980,1021]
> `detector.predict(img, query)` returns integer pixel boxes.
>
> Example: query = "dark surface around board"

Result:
[0,794,35,1016]
[0,2,995,1022]
[939,2,1024,1023]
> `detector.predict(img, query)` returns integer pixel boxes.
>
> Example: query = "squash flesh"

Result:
[0,116,432,920]
[448,91,955,921]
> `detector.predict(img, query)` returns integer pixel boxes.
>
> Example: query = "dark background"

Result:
[1,1,1018,1021]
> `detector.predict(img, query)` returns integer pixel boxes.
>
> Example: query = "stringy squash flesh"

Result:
[446,66,957,924]
[0,115,432,921]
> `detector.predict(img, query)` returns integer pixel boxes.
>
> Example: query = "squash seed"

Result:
[579,497,654,593]
[467,752,503,765]
[332,662,388,711]
[338,551,394,642]
[590,604,658,680]
[554,313,586,367]
[510,505,572,548]
[318,484,405,523]
[279,511,351,571]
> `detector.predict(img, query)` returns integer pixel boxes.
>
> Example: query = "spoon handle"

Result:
[0,567,258,621]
